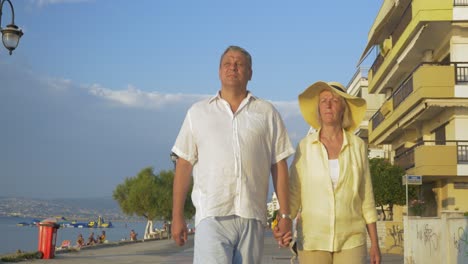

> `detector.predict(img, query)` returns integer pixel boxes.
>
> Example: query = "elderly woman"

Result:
[286,81,381,264]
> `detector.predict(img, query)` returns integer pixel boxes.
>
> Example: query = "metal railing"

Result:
[370,54,384,77]
[458,145,468,163]
[393,76,413,109]
[370,110,384,131]
[454,0,468,6]
[455,62,468,83]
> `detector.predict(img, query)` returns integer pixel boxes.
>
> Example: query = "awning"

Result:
[357,0,411,66]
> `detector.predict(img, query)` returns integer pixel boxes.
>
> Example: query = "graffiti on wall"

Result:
[453,226,468,257]
[387,224,404,250]
[416,224,439,255]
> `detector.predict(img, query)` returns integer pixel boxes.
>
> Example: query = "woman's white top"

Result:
[329,159,340,189]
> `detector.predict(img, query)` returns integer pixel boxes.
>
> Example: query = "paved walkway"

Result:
[11,232,403,263]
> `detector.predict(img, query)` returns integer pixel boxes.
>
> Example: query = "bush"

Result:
[0,251,42,262]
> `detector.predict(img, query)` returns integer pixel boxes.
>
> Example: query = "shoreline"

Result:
[1,231,404,264]
[0,234,183,262]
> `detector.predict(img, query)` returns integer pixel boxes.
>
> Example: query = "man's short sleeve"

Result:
[271,108,295,164]
[172,110,198,165]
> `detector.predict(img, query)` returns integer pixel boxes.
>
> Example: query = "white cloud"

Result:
[88,84,210,109]
[87,83,304,119]
[43,77,73,92]
[270,100,301,120]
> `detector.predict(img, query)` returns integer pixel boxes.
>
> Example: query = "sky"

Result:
[0,0,382,199]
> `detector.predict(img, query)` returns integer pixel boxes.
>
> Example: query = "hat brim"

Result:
[298,81,367,131]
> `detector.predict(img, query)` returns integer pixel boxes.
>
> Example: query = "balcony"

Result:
[368,63,467,144]
[366,1,455,95]
[394,141,468,176]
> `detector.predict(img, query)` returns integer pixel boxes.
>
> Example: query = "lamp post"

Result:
[170,152,178,170]
[0,0,23,55]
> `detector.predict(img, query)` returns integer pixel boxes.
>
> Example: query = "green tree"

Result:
[113,167,195,238]
[369,158,417,220]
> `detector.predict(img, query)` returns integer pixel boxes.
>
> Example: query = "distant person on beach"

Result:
[98,230,106,243]
[279,81,381,264]
[130,229,138,241]
[171,45,295,263]
[76,233,85,247]
[87,232,97,245]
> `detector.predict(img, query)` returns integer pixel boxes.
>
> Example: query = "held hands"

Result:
[171,215,188,246]
[272,217,292,248]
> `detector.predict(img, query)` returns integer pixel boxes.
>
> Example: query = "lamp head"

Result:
[1,23,23,55]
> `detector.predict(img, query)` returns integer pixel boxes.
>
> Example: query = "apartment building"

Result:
[359,0,468,216]
[347,67,389,160]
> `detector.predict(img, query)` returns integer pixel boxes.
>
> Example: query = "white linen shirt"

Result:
[172,92,294,226]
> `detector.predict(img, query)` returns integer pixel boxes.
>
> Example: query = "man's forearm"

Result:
[271,159,290,214]
[172,158,193,218]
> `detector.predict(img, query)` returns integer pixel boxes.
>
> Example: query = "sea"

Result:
[0,216,162,255]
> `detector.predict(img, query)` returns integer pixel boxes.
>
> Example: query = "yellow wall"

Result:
[409,145,457,176]
[421,110,455,140]
[383,221,404,255]
[412,0,453,20]
[413,65,455,97]
[448,179,468,212]
[454,114,468,140]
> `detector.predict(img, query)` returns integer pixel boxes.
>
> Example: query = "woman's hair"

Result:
[317,89,353,129]
[219,45,252,68]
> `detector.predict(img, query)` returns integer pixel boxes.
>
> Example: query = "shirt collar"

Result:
[310,128,351,148]
[208,90,256,103]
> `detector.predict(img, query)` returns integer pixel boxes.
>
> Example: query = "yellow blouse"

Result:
[289,129,378,252]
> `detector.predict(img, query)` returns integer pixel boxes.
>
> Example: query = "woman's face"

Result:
[318,90,345,128]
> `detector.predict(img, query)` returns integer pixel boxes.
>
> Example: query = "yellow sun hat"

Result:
[298,81,367,131]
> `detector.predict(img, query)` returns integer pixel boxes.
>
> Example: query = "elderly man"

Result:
[171,45,294,263]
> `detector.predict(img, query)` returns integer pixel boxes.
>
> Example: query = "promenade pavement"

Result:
[11,231,403,264]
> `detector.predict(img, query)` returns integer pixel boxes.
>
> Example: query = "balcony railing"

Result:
[370,110,384,131]
[458,145,468,163]
[455,63,468,83]
[370,54,384,78]
[454,0,468,6]
[393,76,413,109]
[394,147,415,170]
[394,140,468,170]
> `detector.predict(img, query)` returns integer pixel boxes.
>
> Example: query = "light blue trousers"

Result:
[194,215,264,264]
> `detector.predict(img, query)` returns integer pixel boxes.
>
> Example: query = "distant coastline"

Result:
[0,196,145,222]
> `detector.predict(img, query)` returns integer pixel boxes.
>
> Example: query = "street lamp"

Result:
[170,152,178,170]
[0,0,23,55]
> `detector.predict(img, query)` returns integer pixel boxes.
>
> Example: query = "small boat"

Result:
[87,216,113,228]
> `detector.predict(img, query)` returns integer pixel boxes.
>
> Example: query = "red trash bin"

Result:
[37,221,60,259]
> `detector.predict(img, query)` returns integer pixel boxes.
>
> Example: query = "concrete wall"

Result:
[403,213,468,264]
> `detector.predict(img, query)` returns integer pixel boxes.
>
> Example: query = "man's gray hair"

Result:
[219,45,252,68]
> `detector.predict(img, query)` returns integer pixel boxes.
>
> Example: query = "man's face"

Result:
[219,50,252,88]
